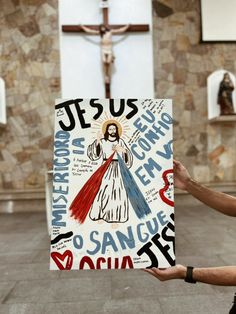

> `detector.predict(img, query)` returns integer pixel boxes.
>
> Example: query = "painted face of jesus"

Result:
[108,125,117,137]
[104,123,120,141]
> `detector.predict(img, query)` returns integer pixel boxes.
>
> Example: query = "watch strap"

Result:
[184,266,197,283]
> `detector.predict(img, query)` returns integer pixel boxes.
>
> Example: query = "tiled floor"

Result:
[0,203,235,314]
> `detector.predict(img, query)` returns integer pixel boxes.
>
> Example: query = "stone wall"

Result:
[0,0,60,190]
[0,0,235,194]
[153,0,236,183]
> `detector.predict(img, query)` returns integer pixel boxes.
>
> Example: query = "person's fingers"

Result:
[173,159,180,165]
[144,268,176,281]
[173,160,181,170]
[152,268,167,276]
[144,268,155,275]
[150,269,168,280]
[143,269,158,278]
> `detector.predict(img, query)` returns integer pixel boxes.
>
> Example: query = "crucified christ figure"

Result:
[81,24,130,84]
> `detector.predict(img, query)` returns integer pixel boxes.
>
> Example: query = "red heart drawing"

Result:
[51,250,73,270]
[159,169,174,207]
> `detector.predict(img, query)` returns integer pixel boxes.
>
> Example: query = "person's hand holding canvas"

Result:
[145,159,236,314]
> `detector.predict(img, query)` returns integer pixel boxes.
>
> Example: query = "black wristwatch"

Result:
[184,266,197,284]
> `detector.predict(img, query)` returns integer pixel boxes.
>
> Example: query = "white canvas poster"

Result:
[50,99,175,270]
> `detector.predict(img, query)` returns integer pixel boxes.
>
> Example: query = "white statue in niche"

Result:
[0,77,6,125]
[207,70,236,120]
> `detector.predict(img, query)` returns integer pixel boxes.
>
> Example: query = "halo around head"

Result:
[102,120,123,137]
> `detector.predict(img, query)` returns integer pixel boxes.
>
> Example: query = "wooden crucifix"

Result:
[62,0,149,98]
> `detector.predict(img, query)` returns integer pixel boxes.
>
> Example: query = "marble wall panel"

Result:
[0,0,59,190]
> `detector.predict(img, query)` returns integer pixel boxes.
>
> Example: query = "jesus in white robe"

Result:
[87,123,133,223]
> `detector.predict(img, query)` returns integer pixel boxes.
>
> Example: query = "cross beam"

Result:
[62,25,149,32]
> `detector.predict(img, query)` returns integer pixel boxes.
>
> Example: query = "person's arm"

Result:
[111,24,130,34]
[80,25,99,35]
[174,160,236,217]
[145,265,236,286]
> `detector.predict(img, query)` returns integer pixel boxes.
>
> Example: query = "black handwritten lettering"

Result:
[90,99,103,120]
[126,99,138,119]
[137,242,158,268]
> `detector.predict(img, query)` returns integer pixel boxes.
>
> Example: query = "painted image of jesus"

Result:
[87,122,133,223]
[69,120,152,225]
